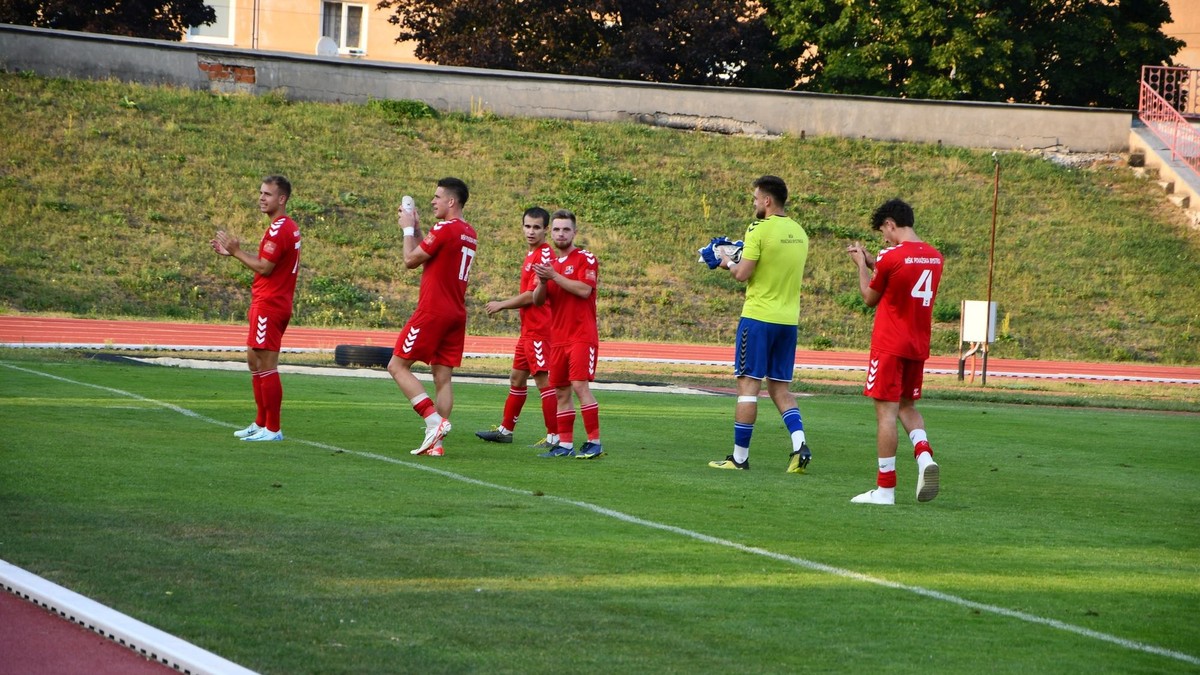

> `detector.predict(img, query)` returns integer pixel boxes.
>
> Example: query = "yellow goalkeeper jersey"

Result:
[740,214,809,325]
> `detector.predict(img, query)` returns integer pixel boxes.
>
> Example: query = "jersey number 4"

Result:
[910,269,934,307]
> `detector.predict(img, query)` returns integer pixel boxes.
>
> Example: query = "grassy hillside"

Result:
[1,71,1197,363]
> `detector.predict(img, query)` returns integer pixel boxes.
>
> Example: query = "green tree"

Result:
[764,0,1184,108]
[375,0,796,88]
[1005,0,1184,107]
[0,0,215,41]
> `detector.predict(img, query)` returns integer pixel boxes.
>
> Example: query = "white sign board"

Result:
[960,300,997,343]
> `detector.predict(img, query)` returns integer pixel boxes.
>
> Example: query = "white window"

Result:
[322,2,367,54]
[187,0,235,45]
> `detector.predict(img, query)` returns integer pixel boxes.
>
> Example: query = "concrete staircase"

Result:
[1128,122,1200,230]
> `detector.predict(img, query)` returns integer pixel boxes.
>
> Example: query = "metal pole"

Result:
[983,153,1000,386]
[252,0,260,50]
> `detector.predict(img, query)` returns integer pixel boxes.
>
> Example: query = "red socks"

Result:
[581,402,600,442]
[251,372,266,427]
[556,403,601,445]
[502,387,527,431]
[255,369,282,431]
[412,394,436,420]
[539,386,557,436]
[557,408,576,446]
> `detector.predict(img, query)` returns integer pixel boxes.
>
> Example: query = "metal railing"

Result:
[1139,66,1200,175]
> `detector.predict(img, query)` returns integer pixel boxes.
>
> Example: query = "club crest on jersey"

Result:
[563,265,575,275]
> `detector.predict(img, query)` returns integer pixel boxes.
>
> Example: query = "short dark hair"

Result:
[437,176,469,206]
[263,175,291,199]
[550,209,576,227]
[523,206,550,227]
[753,175,788,206]
[871,198,915,230]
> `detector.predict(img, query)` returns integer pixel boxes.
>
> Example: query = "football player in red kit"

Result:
[211,175,301,442]
[475,207,559,449]
[531,210,604,459]
[846,198,943,505]
[388,177,478,457]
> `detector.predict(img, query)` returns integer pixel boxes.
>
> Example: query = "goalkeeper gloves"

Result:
[698,237,743,269]
[699,237,731,269]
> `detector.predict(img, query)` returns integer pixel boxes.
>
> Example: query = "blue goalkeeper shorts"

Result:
[733,317,797,382]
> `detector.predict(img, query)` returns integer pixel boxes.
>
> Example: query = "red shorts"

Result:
[864,349,926,402]
[549,342,597,388]
[394,309,466,367]
[513,335,550,374]
[246,305,290,352]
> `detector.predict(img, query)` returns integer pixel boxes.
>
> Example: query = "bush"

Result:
[835,292,870,314]
[369,99,438,123]
[933,302,960,323]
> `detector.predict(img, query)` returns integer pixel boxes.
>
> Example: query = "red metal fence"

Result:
[1139,66,1200,175]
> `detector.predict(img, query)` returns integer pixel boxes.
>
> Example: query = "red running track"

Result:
[2,315,1199,384]
[0,591,175,675]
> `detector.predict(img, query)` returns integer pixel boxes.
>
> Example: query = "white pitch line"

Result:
[3,361,1198,668]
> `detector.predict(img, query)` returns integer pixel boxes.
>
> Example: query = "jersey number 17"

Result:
[458,247,476,282]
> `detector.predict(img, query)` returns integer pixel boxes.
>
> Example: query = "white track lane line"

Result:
[3,361,1198,668]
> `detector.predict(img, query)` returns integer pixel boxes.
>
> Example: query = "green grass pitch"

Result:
[0,354,1197,673]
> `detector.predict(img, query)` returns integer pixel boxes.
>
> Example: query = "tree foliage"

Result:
[375,0,796,88]
[763,0,1185,108]
[0,0,215,41]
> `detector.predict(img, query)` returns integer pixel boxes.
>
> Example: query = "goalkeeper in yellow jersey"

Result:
[706,175,813,473]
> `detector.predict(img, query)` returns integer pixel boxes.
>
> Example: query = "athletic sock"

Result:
[877,456,897,488]
[539,386,557,438]
[781,407,807,450]
[911,430,934,464]
[257,369,282,432]
[410,393,438,421]
[251,372,266,427]
[502,387,527,432]
[581,402,600,441]
[557,408,576,447]
[733,422,753,463]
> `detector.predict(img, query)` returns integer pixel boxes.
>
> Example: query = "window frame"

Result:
[321,1,369,55]
[186,0,236,45]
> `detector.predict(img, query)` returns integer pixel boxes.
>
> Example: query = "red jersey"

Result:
[868,240,943,360]
[519,243,554,340]
[416,218,478,320]
[545,247,599,346]
[251,215,301,314]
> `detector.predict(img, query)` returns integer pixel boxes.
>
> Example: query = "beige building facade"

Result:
[1165,0,1200,71]
[185,0,420,63]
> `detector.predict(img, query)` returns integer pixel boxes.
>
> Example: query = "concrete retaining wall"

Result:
[0,23,1133,152]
